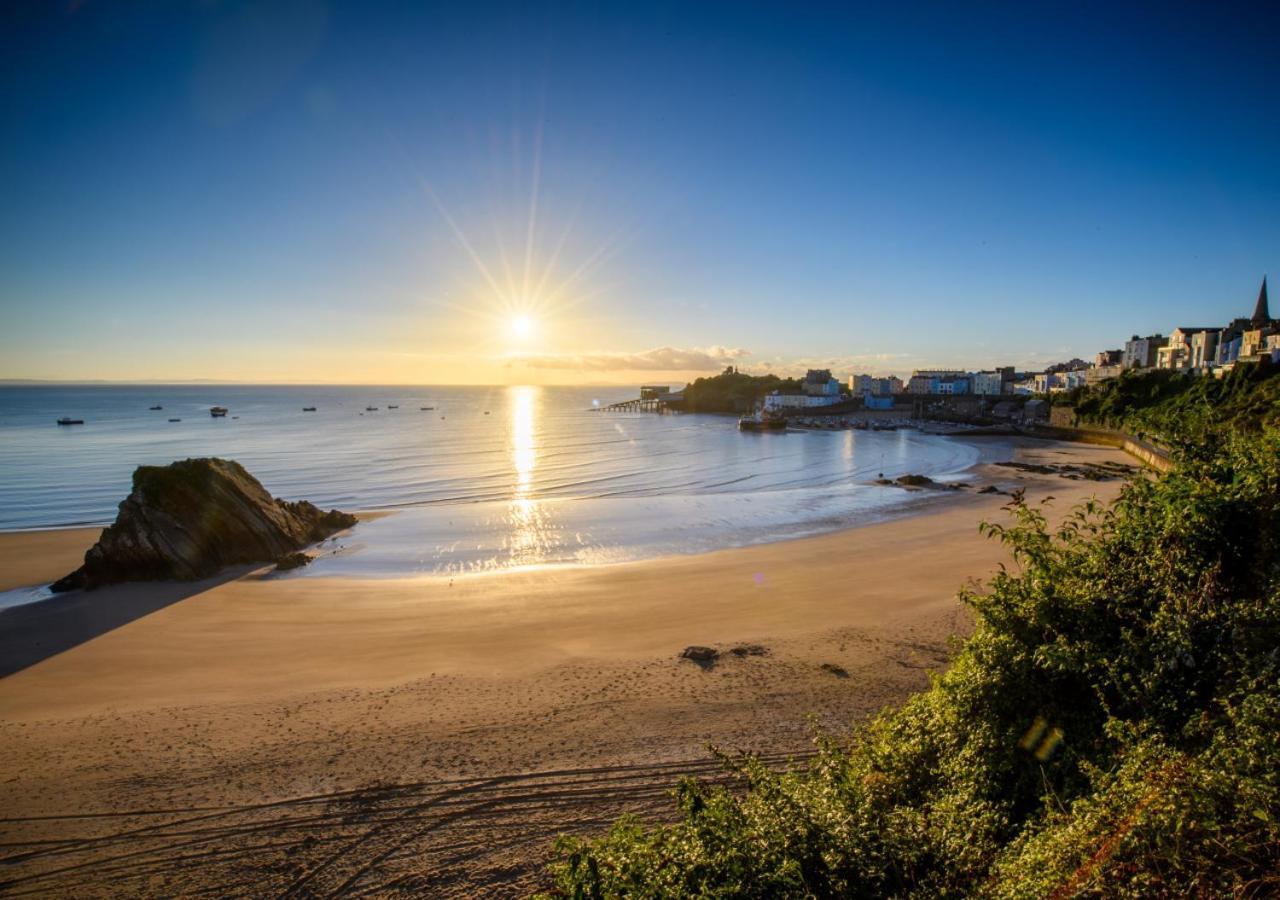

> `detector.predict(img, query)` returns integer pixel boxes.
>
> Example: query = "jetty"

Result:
[593,385,683,413]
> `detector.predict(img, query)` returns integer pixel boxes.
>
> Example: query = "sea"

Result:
[0,384,1002,581]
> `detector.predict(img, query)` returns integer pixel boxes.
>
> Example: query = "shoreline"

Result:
[0,433,1026,594]
[0,439,1133,894]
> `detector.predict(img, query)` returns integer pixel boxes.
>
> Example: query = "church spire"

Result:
[1252,276,1270,326]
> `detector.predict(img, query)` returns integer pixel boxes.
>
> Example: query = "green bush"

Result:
[543,377,1280,898]
[680,371,806,413]
[1074,360,1280,455]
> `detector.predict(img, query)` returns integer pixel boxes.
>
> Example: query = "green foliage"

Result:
[542,377,1280,898]
[1073,359,1280,455]
[680,370,806,413]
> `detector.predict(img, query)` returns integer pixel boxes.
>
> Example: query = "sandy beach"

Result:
[0,440,1132,896]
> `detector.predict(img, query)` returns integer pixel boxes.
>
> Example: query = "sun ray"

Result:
[521,102,545,303]
[530,200,582,304]
[417,178,508,302]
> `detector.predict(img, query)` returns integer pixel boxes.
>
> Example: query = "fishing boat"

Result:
[149,405,163,410]
[388,404,399,409]
[56,417,85,426]
[302,406,317,412]
[420,406,435,411]
[738,411,786,432]
[366,406,378,411]
[210,406,228,417]
[169,418,181,422]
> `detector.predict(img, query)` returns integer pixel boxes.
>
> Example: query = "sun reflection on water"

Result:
[507,385,549,563]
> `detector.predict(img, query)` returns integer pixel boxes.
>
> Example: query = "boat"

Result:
[302,407,317,412]
[738,412,786,432]
[420,406,434,411]
[169,418,181,422]
[56,417,84,426]
[366,406,378,411]
[388,404,399,409]
[149,405,163,410]
[210,406,228,417]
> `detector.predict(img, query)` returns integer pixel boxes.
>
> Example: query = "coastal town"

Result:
[631,276,1276,431]
[845,275,1274,402]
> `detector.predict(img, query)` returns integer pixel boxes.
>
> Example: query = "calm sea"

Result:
[0,385,996,578]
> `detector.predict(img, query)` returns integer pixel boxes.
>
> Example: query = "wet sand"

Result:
[0,440,1133,896]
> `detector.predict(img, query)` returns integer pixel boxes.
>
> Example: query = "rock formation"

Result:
[51,458,357,592]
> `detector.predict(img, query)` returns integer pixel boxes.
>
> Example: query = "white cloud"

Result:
[507,346,750,372]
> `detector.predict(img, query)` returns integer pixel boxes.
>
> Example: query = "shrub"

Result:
[543,378,1280,898]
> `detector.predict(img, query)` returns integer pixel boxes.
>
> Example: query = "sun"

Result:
[510,315,535,339]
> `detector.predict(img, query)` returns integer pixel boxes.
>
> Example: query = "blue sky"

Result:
[2,1,1277,383]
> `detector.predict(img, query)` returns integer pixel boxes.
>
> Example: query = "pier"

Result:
[593,385,683,413]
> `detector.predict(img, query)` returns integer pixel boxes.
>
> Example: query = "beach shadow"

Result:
[0,566,257,679]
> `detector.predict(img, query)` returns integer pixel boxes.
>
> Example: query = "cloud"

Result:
[507,346,750,372]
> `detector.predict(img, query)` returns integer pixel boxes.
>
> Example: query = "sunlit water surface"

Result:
[0,385,1006,581]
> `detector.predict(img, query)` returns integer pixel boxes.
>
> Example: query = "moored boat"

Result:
[739,413,786,432]
[302,406,317,412]
[210,406,228,417]
[56,417,85,426]
[149,405,163,410]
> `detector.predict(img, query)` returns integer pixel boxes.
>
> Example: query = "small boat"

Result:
[739,413,786,432]
[210,406,228,417]
[302,407,317,412]
[388,404,399,409]
[366,406,378,411]
[149,405,163,410]
[420,406,434,411]
[169,418,181,422]
[56,417,85,426]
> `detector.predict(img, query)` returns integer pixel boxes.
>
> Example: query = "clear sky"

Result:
[2,1,1277,384]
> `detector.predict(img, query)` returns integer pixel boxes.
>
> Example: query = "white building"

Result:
[1122,334,1167,369]
[763,392,842,411]
[972,372,1005,396]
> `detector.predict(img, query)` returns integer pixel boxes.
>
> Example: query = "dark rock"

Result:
[680,646,719,668]
[820,662,850,678]
[994,461,1056,475]
[895,474,933,487]
[51,458,358,592]
[274,552,312,571]
[978,485,1002,495]
[729,644,768,657]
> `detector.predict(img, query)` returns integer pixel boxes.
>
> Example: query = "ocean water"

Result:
[0,385,998,579]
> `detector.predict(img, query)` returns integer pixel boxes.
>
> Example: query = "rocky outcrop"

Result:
[895,474,934,487]
[274,552,313,571]
[51,458,357,592]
